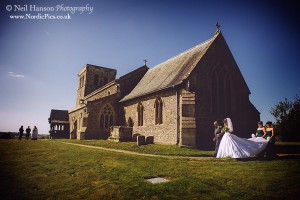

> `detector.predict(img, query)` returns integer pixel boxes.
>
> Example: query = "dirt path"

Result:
[60,142,212,160]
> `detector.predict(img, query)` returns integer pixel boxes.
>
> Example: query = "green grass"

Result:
[1,139,300,199]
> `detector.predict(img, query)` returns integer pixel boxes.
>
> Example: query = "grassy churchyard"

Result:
[1,139,299,199]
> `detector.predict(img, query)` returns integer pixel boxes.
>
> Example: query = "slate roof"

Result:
[49,109,69,123]
[120,32,219,102]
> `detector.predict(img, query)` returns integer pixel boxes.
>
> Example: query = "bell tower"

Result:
[76,64,117,106]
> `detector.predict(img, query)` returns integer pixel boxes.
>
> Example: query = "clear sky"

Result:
[0,0,299,135]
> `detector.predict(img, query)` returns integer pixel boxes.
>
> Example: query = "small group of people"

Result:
[255,121,276,158]
[213,118,276,159]
[18,125,38,140]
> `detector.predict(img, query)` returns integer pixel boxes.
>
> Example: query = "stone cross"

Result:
[216,22,220,32]
[143,59,147,66]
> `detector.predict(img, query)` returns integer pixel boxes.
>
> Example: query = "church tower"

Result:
[76,64,117,106]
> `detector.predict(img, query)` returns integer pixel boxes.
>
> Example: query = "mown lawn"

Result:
[1,139,299,200]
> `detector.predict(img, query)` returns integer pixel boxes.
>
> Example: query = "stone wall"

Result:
[123,90,178,145]
[85,82,119,102]
[69,107,85,139]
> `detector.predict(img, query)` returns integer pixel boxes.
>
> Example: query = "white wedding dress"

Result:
[216,118,268,158]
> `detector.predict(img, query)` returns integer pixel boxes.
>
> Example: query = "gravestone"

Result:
[145,135,154,144]
[132,133,141,142]
[137,135,145,146]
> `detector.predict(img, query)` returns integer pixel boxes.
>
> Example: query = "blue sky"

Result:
[0,0,299,135]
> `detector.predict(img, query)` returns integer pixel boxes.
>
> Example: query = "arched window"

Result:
[99,104,114,130]
[154,97,163,125]
[137,102,144,126]
[224,72,232,114]
[94,74,100,86]
[79,76,85,88]
[79,78,82,88]
[212,72,219,113]
[211,67,232,115]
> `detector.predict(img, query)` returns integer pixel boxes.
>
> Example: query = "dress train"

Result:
[216,132,268,158]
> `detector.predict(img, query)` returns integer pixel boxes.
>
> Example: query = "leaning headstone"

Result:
[145,135,154,144]
[132,133,141,142]
[137,135,145,146]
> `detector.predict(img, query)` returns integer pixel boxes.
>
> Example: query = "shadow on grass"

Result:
[235,143,300,162]
[236,154,300,162]
[275,144,300,154]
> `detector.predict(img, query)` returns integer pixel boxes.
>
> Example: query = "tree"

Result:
[270,95,300,141]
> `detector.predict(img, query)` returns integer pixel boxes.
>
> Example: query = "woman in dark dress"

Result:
[256,121,266,137]
[265,121,276,158]
[265,121,275,144]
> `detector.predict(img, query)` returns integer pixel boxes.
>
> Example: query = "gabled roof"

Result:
[120,32,219,102]
[79,65,148,101]
[118,65,148,80]
[49,109,69,123]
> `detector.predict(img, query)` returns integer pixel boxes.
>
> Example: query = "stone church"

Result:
[67,30,259,149]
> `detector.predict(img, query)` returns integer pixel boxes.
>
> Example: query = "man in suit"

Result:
[18,126,24,140]
[25,126,31,140]
[213,121,223,157]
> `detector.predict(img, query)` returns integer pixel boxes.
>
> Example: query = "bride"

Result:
[216,118,268,158]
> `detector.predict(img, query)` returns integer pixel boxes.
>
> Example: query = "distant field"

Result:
[1,139,299,199]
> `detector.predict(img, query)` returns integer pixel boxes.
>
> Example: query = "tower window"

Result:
[79,76,85,88]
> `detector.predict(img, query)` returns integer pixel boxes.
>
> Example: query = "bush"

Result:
[271,95,300,141]
[0,132,16,139]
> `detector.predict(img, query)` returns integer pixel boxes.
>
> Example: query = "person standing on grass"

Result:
[18,126,24,140]
[25,126,31,140]
[213,121,223,157]
[265,121,277,158]
[31,126,38,140]
[255,121,267,158]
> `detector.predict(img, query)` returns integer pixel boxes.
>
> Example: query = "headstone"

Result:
[132,133,141,142]
[145,135,154,144]
[137,135,145,146]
